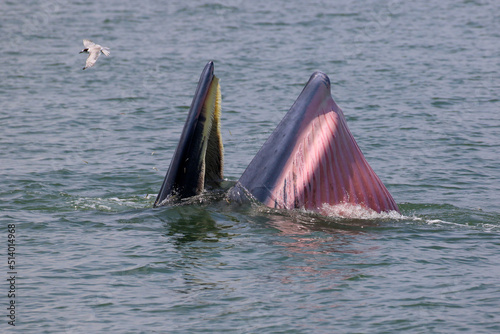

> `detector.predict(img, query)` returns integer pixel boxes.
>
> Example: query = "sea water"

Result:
[1,0,499,332]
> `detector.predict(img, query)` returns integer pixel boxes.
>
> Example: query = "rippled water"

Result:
[2,0,499,333]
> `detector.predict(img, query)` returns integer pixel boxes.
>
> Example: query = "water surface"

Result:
[1,0,499,333]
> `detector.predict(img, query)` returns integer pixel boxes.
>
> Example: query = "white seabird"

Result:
[80,39,110,70]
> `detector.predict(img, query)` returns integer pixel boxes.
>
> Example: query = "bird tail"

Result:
[102,47,110,56]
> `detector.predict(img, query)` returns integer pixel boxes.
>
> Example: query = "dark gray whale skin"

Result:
[154,61,222,207]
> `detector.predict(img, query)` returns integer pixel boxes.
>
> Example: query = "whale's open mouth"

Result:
[154,62,399,214]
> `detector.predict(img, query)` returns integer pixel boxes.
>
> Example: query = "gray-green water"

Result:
[2,0,500,333]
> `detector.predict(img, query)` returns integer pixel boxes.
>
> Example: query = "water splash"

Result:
[319,202,402,220]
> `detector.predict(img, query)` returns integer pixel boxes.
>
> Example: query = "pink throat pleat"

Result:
[265,97,398,213]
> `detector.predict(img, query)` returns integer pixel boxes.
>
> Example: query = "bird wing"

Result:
[83,50,100,69]
[101,47,110,56]
[83,39,95,48]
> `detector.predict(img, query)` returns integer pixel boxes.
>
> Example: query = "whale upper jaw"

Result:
[154,61,223,207]
[155,62,399,214]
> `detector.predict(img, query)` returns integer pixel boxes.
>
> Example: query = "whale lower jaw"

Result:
[229,71,399,213]
[155,62,399,214]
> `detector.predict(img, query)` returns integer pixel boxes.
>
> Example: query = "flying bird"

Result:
[80,39,110,70]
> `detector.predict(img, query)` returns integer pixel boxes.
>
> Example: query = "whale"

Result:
[154,62,399,214]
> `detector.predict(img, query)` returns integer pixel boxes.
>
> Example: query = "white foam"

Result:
[319,202,403,220]
[71,195,155,211]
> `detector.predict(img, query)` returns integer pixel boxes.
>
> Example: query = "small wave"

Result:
[316,203,499,232]
[408,215,500,232]
[71,195,156,211]
[411,217,464,227]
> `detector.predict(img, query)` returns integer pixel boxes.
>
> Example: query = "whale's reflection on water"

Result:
[261,209,389,284]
